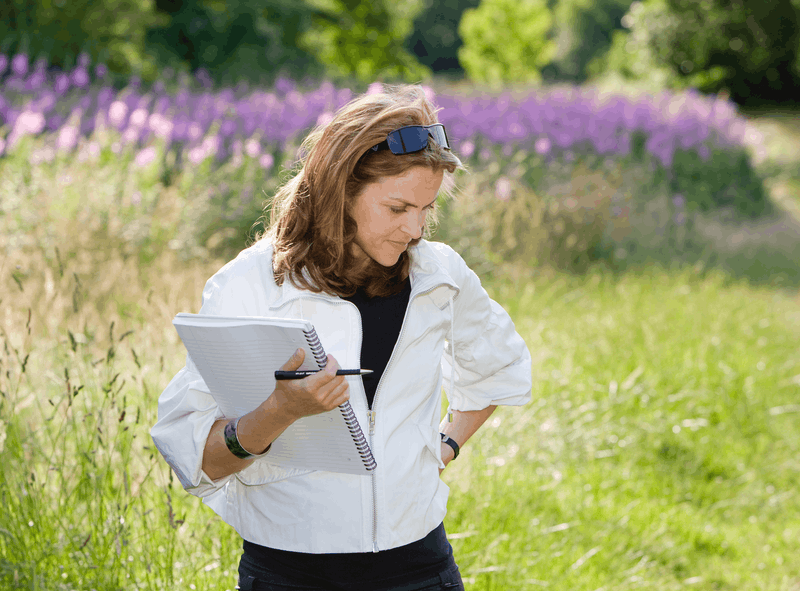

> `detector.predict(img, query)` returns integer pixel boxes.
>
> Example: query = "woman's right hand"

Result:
[268,349,351,421]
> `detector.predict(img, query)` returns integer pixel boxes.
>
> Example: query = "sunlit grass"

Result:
[444,270,800,590]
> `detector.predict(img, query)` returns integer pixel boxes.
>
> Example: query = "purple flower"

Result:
[187,145,207,165]
[188,123,203,142]
[78,52,90,68]
[316,111,334,128]
[245,138,261,158]
[70,67,90,89]
[122,127,140,145]
[55,73,71,95]
[57,125,79,152]
[495,176,512,201]
[202,135,221,158]
[534,137,551,156]
[148,113,174,140]
[108,101,128,128]
[460,140,475,159]
[134,146,157,168]
[129,108,148,128]
[14,110,45,135]
[95,63,108,79]
[672,194,686,209]
[46,114,65,132]
[275,77,295,95]
[674,212,686,226]
[366,82,383,96]
[11,53,28,77]
[25,69,46,92]
[259,153,274,169]
[195,68,213,89]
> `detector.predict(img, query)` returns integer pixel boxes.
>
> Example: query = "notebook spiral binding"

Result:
[340,403,377,471]
[304,327,376,471]
[303,327,329,369]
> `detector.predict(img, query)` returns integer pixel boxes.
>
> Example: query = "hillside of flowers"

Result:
[1,52,780,276]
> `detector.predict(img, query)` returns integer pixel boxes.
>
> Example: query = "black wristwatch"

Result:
[440,433,460,460]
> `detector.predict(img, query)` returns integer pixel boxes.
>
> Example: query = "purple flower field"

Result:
[0,53,756,174]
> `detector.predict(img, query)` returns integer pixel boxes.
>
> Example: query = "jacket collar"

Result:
[267,240,459,311]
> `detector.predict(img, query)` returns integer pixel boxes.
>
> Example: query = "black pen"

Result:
[275,369,374,380]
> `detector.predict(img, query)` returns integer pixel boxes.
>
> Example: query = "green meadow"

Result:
[2,108,800,590]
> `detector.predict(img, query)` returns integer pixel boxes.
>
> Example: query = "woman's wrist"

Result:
[441,441,456,464]
[236,396,294,456]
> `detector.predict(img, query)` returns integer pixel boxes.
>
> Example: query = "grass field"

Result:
[1,104,799,589]
[1,238,798,590]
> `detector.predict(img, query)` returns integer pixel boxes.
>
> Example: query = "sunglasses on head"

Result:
[370,124,450,155]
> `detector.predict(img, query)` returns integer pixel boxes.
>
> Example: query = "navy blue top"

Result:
[344,277,411,409]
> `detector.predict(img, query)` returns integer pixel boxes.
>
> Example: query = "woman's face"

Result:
[350,166,444,267]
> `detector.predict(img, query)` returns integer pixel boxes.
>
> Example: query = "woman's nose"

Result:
[401,210,424,239]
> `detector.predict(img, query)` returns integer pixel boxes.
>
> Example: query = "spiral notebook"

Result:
[172,313,376,475]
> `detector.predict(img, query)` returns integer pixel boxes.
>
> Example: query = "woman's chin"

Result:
[375,254,402,268]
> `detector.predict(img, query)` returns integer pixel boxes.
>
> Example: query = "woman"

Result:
[151,84,531,591]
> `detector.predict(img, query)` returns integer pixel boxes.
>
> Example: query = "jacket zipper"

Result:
[273,295,375,550]
[272,281,452,553]
[368,282,449,552]
[368,408,378,552]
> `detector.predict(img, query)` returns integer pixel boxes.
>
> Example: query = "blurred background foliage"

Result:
[2,0,800,104]
[457,0,556,86]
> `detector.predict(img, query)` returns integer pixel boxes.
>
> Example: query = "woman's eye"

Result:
[390,207,405,214]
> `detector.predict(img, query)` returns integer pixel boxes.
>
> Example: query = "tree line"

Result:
[1,0,798,105]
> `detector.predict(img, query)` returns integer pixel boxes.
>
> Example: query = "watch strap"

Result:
[440,432,460,460]
[224,417,272,459]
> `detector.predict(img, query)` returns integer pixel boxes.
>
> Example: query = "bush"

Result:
[437,161,622,275]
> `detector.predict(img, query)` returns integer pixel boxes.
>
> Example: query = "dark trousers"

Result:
[236,556,464,591]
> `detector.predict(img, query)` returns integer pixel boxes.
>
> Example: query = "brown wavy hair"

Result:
[260,84,464,298]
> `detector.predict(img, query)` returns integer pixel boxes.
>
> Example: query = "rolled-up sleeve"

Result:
[440,249,532,412]
[150,360,233,497]
[150,243,277,496]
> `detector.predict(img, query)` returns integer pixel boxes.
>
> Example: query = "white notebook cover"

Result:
[173,313,375,475]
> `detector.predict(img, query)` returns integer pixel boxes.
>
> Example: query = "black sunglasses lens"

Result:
[389,127,426,154]
[383,125,450,154]
[427,124,449,149]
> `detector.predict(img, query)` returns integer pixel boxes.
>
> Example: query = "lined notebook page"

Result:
[173,314,374,475]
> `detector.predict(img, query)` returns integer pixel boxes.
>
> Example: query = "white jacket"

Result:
[151,239,531,553]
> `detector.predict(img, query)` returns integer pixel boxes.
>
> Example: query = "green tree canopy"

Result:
[404,0,481,75]
[595,0,800,104]
[547,0,633,82]
[458,0,556,86]
[300,0,429,82]
[0,0,165,75]
[146,0,325,84]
